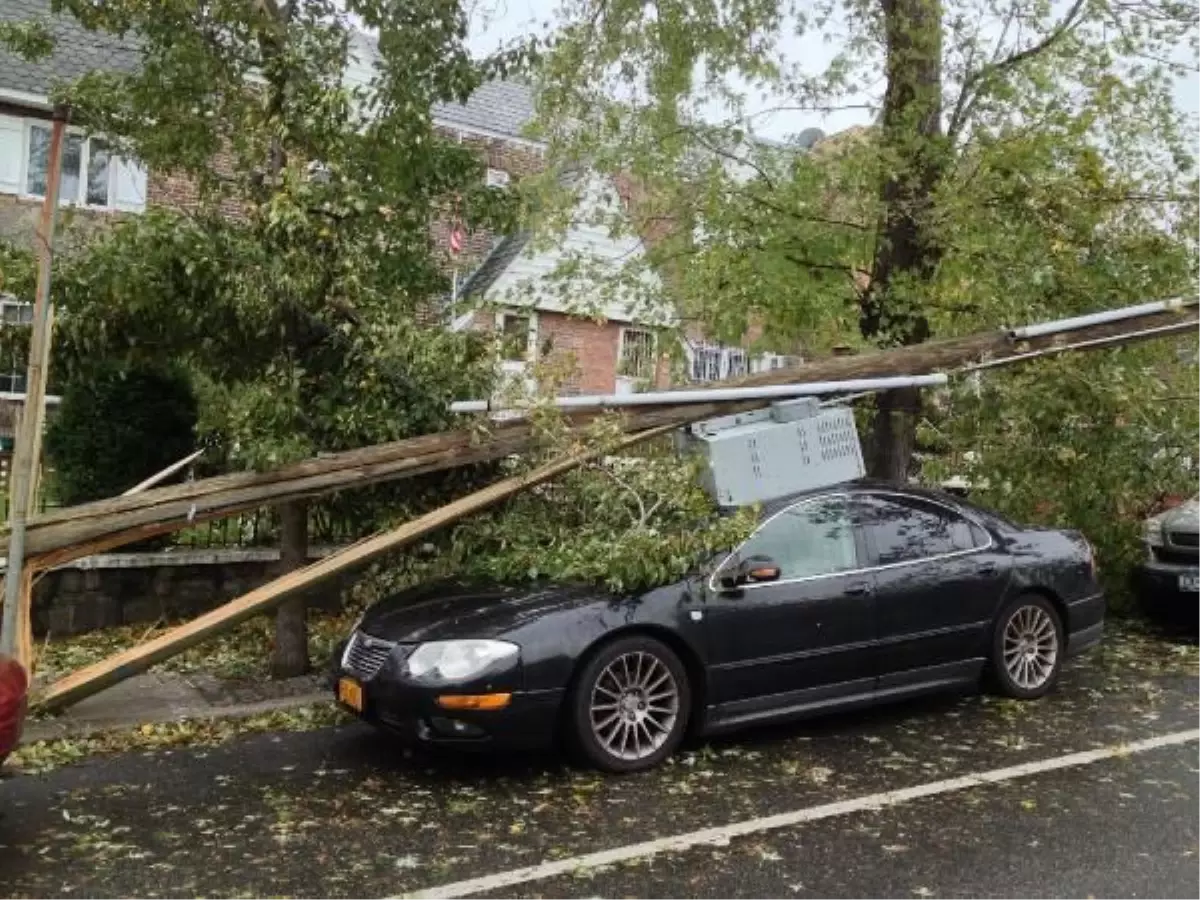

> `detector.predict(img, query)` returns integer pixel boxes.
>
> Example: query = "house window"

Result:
[618,328,656,381]
[486,168,510,188]
[0,114,147,212]
[691,345,723,382]
[689,342,749,382]
[1,301,33,326]
[0,300,31,395]
[498,311,533,362]
[726,349,748,379]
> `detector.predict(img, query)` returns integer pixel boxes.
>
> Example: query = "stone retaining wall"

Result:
[31,548,355,637]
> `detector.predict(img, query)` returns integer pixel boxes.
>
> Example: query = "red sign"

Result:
[449,224,464,255]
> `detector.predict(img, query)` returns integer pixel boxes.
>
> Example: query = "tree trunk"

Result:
[865,385,921,481]
[271,499,309,678]
[861,0,946,479]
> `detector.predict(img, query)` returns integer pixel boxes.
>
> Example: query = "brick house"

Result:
[0,0,800,418]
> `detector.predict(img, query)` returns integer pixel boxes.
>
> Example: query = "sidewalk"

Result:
[21,669,330,744]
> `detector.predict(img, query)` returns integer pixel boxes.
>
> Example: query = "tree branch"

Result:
[948,0,1088,139]
[735,190,875,233]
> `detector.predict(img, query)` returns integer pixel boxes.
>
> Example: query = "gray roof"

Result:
[0,3,536,140]
[457,231,534,300]
[431,77,535,140]
[351,29,535,140]
[0,0,139,99]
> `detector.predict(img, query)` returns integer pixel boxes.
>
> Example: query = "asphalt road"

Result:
[1,626,1196,899]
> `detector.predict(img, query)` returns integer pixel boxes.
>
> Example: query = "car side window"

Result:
[730,496,859,579]
[852,495,983,566]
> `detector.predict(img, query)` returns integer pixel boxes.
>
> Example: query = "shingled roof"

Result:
[0,1,537,141]
[0,0,140,99]
[431,77,536,141]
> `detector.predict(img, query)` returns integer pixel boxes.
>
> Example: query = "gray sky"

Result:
[465,0,1199,143]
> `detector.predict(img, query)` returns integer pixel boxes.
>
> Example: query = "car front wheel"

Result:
[990,594,1064,700]
[570,635,690,773]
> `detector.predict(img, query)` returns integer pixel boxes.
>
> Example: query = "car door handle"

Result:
[844,582,874,597]
[979,562,999,576]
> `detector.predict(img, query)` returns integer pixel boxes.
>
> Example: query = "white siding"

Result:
[484,173,671,325]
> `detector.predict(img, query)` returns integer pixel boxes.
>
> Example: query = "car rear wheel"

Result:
[570,635,690,773]
[989,594,1064,700]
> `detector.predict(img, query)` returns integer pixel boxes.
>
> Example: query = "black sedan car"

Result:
[334,481,1104,772]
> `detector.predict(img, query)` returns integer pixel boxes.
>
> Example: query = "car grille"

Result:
[1169,531,1199,549]
[1154,545,1199,565]
[342,631,395,681]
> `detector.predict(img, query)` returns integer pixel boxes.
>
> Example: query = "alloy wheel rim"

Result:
[1003,605,1059,690]
[590,651,680,761]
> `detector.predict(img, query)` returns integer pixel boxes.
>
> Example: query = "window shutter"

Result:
[0,116,24,195]
[112,156,148,211]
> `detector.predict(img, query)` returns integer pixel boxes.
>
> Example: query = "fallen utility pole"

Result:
[0,105,67,670]
[36,423,677,713]
[25,296,1199,713]
[1,299,1195,570]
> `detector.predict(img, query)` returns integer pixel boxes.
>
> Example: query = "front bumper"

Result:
[1133,560,1199,625]
[332,651,563,751]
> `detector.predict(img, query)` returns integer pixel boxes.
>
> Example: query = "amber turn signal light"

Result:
[436,693,512,710]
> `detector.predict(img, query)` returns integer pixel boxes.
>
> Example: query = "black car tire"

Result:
[989,594,1064,700]
[570,635,691,774]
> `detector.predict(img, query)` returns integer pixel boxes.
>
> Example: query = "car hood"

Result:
[357,579,607,643]
[1150,497,1200,533]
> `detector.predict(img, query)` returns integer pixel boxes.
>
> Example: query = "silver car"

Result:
[1135,497,1199,627]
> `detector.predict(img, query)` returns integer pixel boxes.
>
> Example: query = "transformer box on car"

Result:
[677,398,866,507]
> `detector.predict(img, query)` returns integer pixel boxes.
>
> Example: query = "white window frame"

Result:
[0,298,32,396]
[486,167,510,188]
[495,308,538,366]
[617,326,657,380]
[493,308,538,405]
[1,115,147,212]
[686,340,750,382]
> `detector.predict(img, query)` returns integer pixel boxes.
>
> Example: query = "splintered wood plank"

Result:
[35,424,676,713]
[6,302,1196,564]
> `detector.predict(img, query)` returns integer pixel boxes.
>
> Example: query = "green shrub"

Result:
[45,362,199,507]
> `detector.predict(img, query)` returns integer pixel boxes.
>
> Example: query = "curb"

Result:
[19,690,332,745]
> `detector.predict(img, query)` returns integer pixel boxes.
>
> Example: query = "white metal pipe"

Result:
[968,319,1198,373]
[1008,297,1187,341]
[122,448,205,496]
[450,374,949,413]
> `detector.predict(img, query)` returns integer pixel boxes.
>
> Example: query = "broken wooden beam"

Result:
[34,423,677,713]
[4,301,1196,566]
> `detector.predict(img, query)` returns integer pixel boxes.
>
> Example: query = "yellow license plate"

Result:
[338,677,364,712]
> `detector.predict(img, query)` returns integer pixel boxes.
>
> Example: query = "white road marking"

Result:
[401,728,1199,899]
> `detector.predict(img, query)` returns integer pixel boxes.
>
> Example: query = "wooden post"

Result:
[0,105,67,665]
[35,423,678,712]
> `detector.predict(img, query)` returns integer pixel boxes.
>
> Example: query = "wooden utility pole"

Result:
[0,105,68,666]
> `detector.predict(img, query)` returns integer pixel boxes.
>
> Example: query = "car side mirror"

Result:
[717,555,782,589]
[742,555,782,583]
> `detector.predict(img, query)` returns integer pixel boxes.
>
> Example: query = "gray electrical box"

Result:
[677,398,865,507]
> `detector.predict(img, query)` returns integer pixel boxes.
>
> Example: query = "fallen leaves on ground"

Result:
[33,605,364,689]
[7,702,346,775]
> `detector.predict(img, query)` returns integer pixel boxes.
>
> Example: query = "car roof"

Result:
[744,479,1022,532]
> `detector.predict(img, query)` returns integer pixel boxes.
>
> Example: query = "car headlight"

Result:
[404,640,519,684]
[1144,518,1165,547]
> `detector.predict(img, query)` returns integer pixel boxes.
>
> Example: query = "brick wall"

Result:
[538,311,622,394]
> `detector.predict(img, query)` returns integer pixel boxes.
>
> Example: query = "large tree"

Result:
[530,0,1198,478]
[4,0,533,674]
